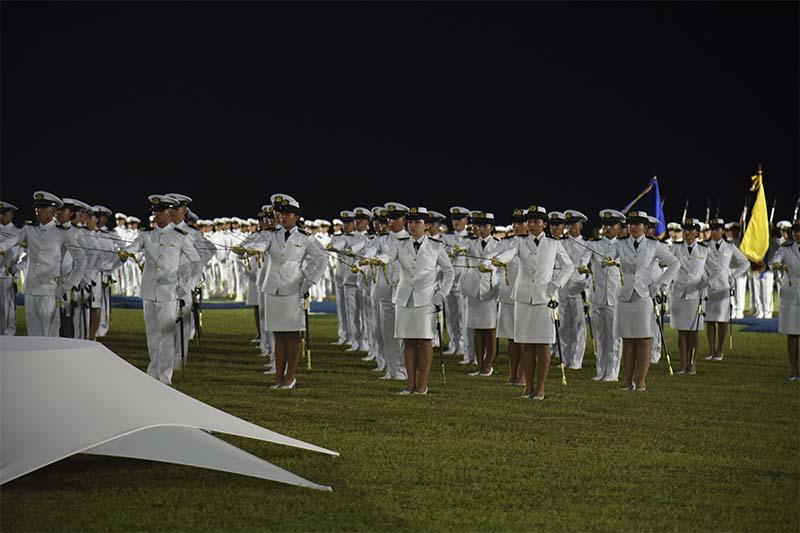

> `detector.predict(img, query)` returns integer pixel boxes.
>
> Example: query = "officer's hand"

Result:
[431,291,445,307]
[491,257,505,268]
[55,284,67,300]
[578,266,591,275]
[602,257,616,268]
[370,257,385,267]
[477,263,492,273]
[118,250,131,261]
[245,248,260,256]
[358,258,370,266]
[176,287,187,299]
[546,282,559,298]
[325,243,334,251]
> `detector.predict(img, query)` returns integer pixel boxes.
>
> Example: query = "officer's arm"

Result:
[551,241,575,290]
[302,236,328,285]
[65,232,88,289]
[654,242,680,287]
[436,246,455,297]
[730,245,750,278]
[0,226,26,253]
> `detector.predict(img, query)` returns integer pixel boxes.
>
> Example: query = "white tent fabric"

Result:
[0,337,337,490]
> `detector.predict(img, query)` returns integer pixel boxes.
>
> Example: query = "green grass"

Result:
[2,307,799,532]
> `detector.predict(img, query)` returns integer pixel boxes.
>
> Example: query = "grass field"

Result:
[2,307,799,532]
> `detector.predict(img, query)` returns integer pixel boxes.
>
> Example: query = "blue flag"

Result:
[651,176,667,237]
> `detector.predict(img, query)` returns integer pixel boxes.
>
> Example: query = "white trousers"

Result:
[591,304,621,380]
[445,291,467,354]
[0,277,16,335]
[372,298,384,366]
[143,299,179,384]
[259,291,275,357]
[335,283,348,343]
[96,282,111,337]
[651,306,662,364]
[25,293,58,337]
[559,295,586,369]
[733,274,747,317]
[749,271,774,317]
[344,285,366,348]
[380,300,406,379]
[174,300,193,370]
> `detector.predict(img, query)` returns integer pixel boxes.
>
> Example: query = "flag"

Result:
[651,177,667,238]
[739,170,770,263]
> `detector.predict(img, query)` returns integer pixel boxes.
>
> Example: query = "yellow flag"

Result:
[739,171,769,263]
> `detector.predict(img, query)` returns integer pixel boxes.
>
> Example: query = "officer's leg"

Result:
[156,301,176,383]
[571,296,586,368]
[143,300,161,379]
[763,272,774,317]
[591,305,605,379]
[372,298,384,368]
[444,292,461,354]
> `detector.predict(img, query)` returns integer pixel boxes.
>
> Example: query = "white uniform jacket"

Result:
[124,223,201,302]
[461,236,502,301]
[772,241,800,306]
[671,241,709,299]
[253,226,327,296]
[493,233,574,305]
[587,237,622,306]
[704,239,749,296]
[607,236,679,301]
[378,235,455,308]
[2,220,87,295]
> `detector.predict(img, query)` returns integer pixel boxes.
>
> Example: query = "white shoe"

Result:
[378,373,393,380]
[397,388,415,395]
[346,345,359,352]
[530,393,545,401]
[262,368,276,375]
[468,370,482,376]
[372,365,386,372]
[788,376,799,381]
[392,374,407,381]
[279,378,297,389]
[621,383,636,391]
[250,338,260,343]
[457,359,470,365]
[269,382,282,389]
[591,375,604,381]
[414,387,428,395]
[361,354,375,361]
[478,368,494,377]
[602,377,618,382]
[712,354,724,361]
[703,354,715,361]
[567,365,581,370]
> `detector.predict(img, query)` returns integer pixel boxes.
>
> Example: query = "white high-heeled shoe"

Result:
[279,378,297,389]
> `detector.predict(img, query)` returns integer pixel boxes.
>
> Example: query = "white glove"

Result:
[301,281,313,295]
[431,291,445,307]
[176,287,187,299]
[546,282,559,298]
[55,284,67,300]
[649,284,663,298]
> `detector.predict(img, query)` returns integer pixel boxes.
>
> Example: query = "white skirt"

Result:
[779,301,800,335]
[265,293,305,332]
[395,303,436,339]
[466,297,498,329]
[497,302,515,339]
[513,302,554,344]
[671,298,704,331]
[615,294,654,338]
[705,291,730,322]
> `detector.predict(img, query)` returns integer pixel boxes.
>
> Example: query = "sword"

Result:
[580,290,596,357]
[653,293,673,375]
[191,287,201,350]
[690,294,707,369]
[176,299,186,378]
[547,298,567,386]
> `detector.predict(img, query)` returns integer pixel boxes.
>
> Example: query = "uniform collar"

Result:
[154,222,174,234]
[41,219,56,229]
[392,229,409,238]
[455,229,467,237]
[633,235,645,245]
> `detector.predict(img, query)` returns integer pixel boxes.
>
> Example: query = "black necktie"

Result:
[688,245,693,255]
[285,230,291,241]
[481,239,487,249]
[716,242,721,250]
[633,240,639,250]
[534,237,540,247]
[413,241,420,252]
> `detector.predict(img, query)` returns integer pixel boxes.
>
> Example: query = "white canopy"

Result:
[0,337,337,490]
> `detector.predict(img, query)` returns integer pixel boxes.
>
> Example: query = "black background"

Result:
[3,2,798,226]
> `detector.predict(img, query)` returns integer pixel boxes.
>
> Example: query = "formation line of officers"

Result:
[2,192,798,396]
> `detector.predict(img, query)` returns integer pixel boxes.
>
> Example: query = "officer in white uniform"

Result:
[497,209,527,384]
[245,193,327,389]
[770,221,800,380]
[703,218,749,361]
[461,211,501,376]
[492,205,574,400]
[1,192,87,337]
[329,211,368,351]
[51,198,88,338]
[365,207,389,373]
[586,209,625,381]
[605,210,680,391]
[670,218,709,375]
[0,201,22,335]
[560,210,592,369]
[354,207,376,358]
[91,205,122,339]
[373,206,455,395]
[165,193,215,370]
[441,206,473,363]
[119,195,201,384]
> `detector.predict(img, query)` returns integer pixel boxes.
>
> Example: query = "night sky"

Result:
[2,2,798,226]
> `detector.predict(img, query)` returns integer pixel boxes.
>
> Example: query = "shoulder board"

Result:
[429,237,442,244]
[174,227,187,235]
[590,237,601,241]
[492,236,500,241]
[56,224,68,230]
[646,235,656,240]
[781,240,795,247]
[397,237,409,241]
[466,235,477,239]
[658,236,670,242]
[698,242,708,247]
[546,234,557,239]
[25,220,35,226]
[673,239,684,244]
[618,236,630,240]
[268,227,281,232]
[378,233,389,236]
[297,228,309,235]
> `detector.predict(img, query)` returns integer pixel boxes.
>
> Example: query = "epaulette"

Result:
[698,242,708,247]
[492,236,500,241]
[429,237,442,243]
[646,235,656,240]
[590,237,601,241]
[268,227,281,232]
[781,240,795,247]
[378,232,389,236]
[673,238,684,244]
[466,234,477,239]
[397,237,409,241]
[298,228,309,235]
[25,220,36,226]
[618,236,630,240]
[56,224,68,230]
[174,227,187,235]
[546,234,557,239]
